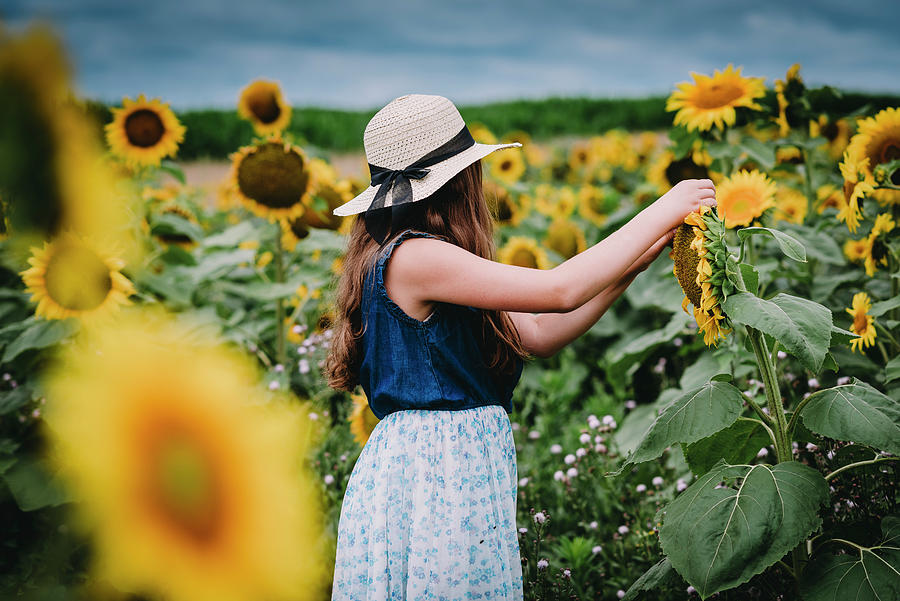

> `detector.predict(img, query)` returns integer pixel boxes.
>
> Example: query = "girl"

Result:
[324,94,716,600]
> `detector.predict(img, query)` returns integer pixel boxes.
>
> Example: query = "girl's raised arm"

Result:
[387,179,716,315]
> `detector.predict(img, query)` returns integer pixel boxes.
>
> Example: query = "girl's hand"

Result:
[622,226,677,279]
[655,179,717,229]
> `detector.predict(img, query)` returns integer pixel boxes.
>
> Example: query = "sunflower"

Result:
[533,184,576,219]
[646,149,712,196]
[468,122,497,144]
[845,292,877,353]
[809,114,851,160]
[153,201,200,251]
[498,236,552,269]
[301,158,352,230]
[20,231,136,324]
[237,79,291,136]
[278,216,310,252]
[843,237,869,263]
[229,136,313,222]
[773,64,803,137]
[815,183,846,214]
[348,392,380,447]
[484,179,524,226]
[567,142,596,174]
[715,169,777,228]
[105,94,186,167]
[845,107,900,206]
[543,219,586,259]
[837,149,875,233]
[577,184,612,227]
[488,149,527,184]
[772,185,808,225]
[862,213,895,276]
[670,205,732,346]
[501,130,532,146]
[666,63,766,132]
[143,183,180,205]
[775,145,803,165]
[634,131,661,165]
[40,308,328,601]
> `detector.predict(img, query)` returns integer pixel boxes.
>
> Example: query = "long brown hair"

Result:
[324,159,531,391]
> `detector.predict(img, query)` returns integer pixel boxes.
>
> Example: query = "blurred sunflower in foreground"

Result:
[670,205,731,346]
[20,231,136,324]
[666,63,766,132]
[105,94,186,167]
[40,308,328,601]
[348,392,380,447]
[238,79,292,136]
[0,23,142,260]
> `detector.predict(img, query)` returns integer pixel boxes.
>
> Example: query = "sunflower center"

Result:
[853,310,868,334]
[150,432,221,544]
[665,157,709,187]
[694,81,745,109]
[510,248,538,269]
[236,143,310,209]
[500,160,513,172]
[124,109,166,148]
[723,189,758,219]
[822,121,839,142]
[44,243,113,311]
[673,224,703,307]
[248,92,282,124]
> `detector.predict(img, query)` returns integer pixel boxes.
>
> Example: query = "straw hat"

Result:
[332,94,521,220]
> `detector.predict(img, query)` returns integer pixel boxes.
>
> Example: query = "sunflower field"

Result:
[1,21,899,601]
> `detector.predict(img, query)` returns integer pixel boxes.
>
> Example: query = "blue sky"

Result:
[4,0,898,110]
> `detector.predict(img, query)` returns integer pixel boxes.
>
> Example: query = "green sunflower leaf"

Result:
[1,317,80,363]
[800,515,900,601]
[609,381,745,476]
[659,460,828,598]
[722,292,832,373]
[737,227,806,263]
[623,557,683,600]
[683,418,771,477]
[796,378,900,454]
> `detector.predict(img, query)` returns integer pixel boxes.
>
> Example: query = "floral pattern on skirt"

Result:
[331,404,523,600]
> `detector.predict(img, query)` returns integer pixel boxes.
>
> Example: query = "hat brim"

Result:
[332,141,523,216]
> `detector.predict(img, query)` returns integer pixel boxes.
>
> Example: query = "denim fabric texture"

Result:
[357,228,524,420]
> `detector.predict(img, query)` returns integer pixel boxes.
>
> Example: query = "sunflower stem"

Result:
[274,222,287,369]
[745,327,791,462]
[746,325,808,580]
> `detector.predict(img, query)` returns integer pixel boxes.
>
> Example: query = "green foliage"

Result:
[683,419,772,476]
[723,292,833,372]
[800,515,900,601]
[613,381,746,474]
[659,460,829,598]
[797,378,900,454]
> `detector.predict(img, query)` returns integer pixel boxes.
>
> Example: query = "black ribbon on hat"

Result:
[364,124,476,245]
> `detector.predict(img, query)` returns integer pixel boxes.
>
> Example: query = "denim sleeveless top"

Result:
[357,229,524,420]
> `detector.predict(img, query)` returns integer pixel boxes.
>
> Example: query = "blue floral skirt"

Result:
[331,404,523,600]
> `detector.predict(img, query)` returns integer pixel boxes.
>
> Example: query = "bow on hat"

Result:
[363,125,475,244]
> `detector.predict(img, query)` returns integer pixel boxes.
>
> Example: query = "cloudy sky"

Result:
[4,0,898,110]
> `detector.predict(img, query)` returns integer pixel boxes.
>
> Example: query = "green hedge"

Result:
[80,91,900,160]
